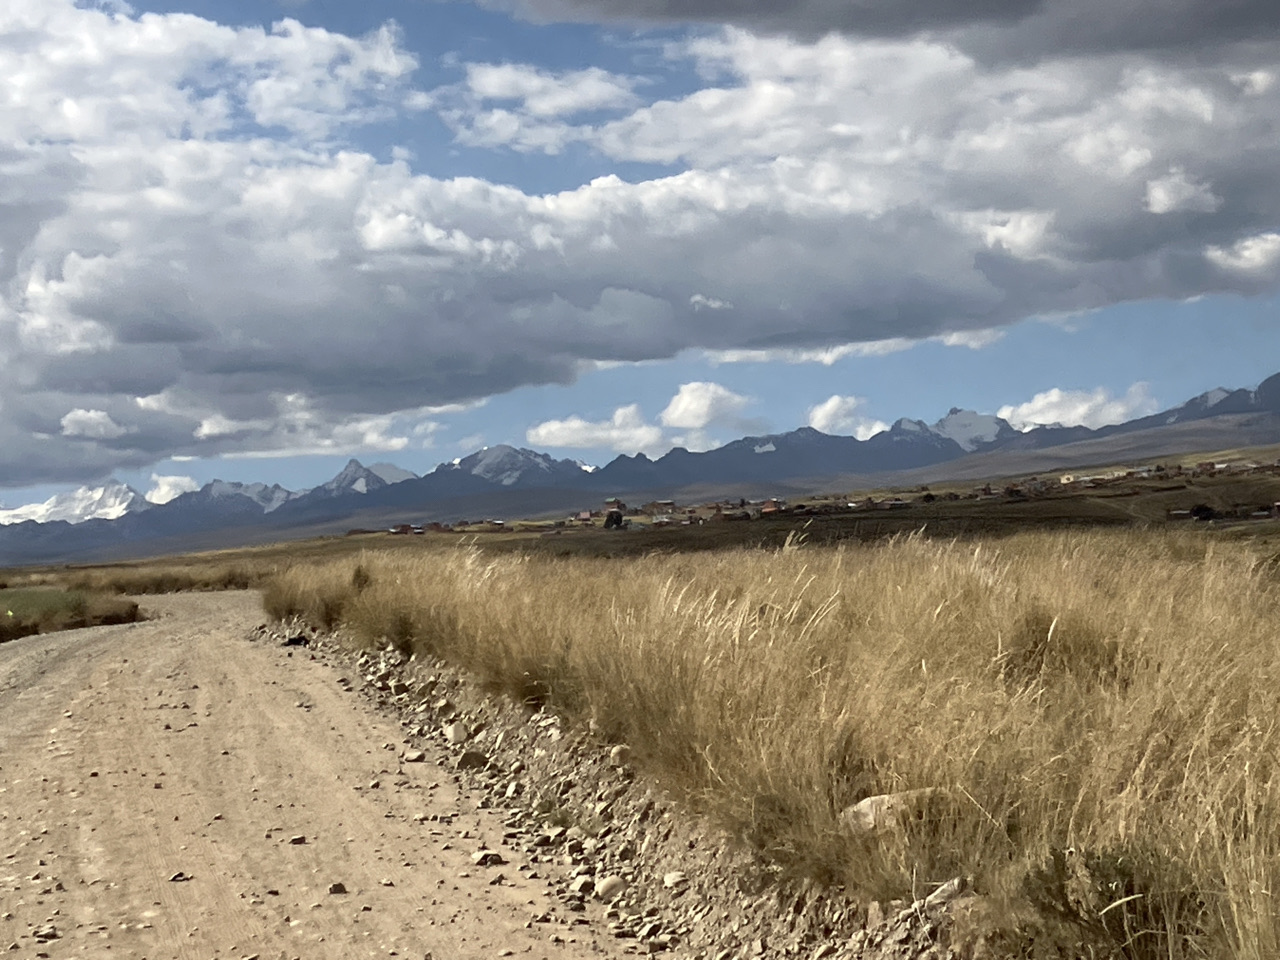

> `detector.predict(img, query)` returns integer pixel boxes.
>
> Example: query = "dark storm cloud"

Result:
[501,0,1280,58]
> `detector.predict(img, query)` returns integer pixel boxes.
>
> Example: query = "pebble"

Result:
[456,750,490,771]
[595,875,628,902]
[609,745,632,767]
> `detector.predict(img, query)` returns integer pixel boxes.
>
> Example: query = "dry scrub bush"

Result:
[265,530,1280,959]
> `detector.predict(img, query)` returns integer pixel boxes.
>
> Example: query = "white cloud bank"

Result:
[997,383,1159,431]
[3,1,1280,486]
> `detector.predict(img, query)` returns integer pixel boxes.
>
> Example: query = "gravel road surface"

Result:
[0,591,617,960]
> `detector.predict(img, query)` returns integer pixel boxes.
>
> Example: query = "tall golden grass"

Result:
[264,529,1280,958]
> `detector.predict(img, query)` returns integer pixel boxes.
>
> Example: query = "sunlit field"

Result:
[262,528,1280,959]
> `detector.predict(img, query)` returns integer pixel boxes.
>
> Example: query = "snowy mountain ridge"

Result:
[930,408,1016,452]
[0,482,149,526]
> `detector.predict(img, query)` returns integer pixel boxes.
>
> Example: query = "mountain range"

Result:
[3,372,1280,565]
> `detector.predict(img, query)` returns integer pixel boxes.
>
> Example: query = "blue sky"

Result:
[2,0,1279,507]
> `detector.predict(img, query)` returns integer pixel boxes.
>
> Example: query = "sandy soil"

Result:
[0,591,618,960]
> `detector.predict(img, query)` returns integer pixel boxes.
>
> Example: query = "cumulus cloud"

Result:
[60,409,128,440]
[807,395,889,440]
[526,404,665,454]
[658,382,749,429]
[657,381,758,451]
[4,1,1280,487]
[466,63,638,118]
[1205,233,1280,274]
[527,381,759,455]
[431,62,640,152]
[146,473,200,504]
[1145,167,1221,214]
[997,383,1159,431]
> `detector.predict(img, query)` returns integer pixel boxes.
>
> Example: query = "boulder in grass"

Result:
[838,788,953,838]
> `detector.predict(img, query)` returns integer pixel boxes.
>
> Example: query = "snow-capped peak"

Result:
[202,480,299,513]
[455,445,555,486]
[930,408,1012,452]
[440,444,589,487]
[308,459,389,498]
[1201,388,1230,408]
[0,481,148,526]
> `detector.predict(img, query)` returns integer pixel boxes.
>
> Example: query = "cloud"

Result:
[937,328,1005,349]
[658,381,749,429]
[465,63,639,118]
[690,293,732,311]
[1205,233,1280,274]
[60,409,128,439]
[1145,167,1221,214]
[997,383,1159,431]
[5,2,1280,488]
[493,0,1280,59]
[526,403,665,454]
[146,473,200,504]
[527,381,757,456]
[431,62,640,152]
[806,395,889,440]
[706,329,1004,364]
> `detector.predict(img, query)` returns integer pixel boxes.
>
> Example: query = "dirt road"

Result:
[0,592,618,960]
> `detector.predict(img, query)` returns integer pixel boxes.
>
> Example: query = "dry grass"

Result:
[0,587,141,642]
[7,556,284,596]
[266,528,1279,958]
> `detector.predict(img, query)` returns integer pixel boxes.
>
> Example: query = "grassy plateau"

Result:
[261,527,1280,959]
